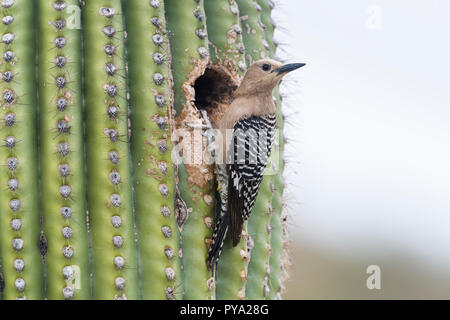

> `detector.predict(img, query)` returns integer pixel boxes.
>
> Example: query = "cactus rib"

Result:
[257,0,285,299]
[205,0,247,79]
[37,0,90,300]
[83,0,138,300]
[124,0,180,300]
[0,0,42,300]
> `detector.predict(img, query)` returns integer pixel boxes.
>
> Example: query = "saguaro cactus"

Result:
[38,0,90,300]
[0,0,292,300]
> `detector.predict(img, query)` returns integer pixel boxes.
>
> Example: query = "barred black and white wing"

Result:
[227,114,277,246]
[207,114,277,274]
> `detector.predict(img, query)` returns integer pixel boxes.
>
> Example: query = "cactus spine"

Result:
[125,0,180,300]
[0,0,42,300]
[83,0,138,300]
[37,0,90,300]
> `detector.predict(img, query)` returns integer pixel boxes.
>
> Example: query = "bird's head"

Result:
[236,58,305,96]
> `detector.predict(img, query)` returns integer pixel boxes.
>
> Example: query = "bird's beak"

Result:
[273,63,306,75]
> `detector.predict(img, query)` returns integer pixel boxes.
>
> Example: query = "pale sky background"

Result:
[273,0,450,299]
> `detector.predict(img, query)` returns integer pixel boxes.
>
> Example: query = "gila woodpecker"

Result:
[207,59,305,275]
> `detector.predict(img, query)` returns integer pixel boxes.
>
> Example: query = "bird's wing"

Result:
[226,115,277,246]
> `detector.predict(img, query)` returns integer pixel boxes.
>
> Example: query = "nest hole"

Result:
[193,66,237,111]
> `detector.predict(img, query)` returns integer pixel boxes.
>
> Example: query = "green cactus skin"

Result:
[267,165,284,299]
[37,0,90,300]
[268,89,286,301]
[246,176,273,300]
[204,0,249,300]
[0,0,43,300]
[269,87,287,300]
[83,0,138,300]
[235,0,273,300]
[257,0,286,299]
[124,0,181,300]
[165,0,217,300]
[236,0,270,66]
[215,223,250,300]
[257,0,276,54]
[205,0,246,79]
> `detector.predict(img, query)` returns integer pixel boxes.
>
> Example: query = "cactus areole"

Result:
[0,0,294,300]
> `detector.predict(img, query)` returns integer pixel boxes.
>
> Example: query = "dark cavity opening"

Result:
[193,67,237,111]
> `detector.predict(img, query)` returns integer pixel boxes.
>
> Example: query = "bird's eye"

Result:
[262,64,271,72]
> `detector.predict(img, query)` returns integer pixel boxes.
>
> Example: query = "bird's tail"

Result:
[207,213,228,277]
